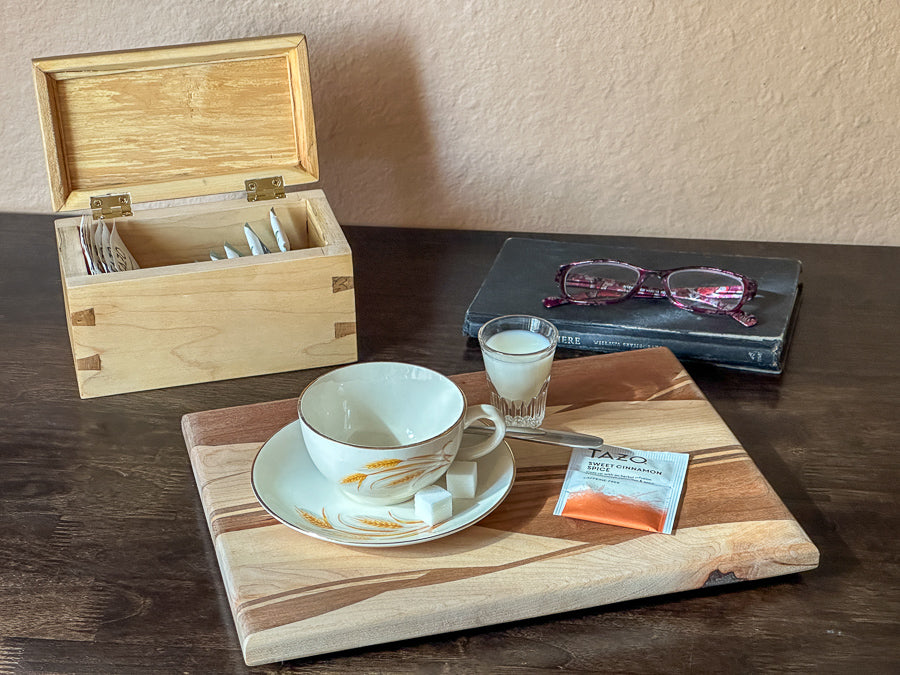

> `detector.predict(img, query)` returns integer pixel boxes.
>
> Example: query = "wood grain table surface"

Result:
[1,213,897,673]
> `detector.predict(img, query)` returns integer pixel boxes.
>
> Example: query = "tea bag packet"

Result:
[76,215,89,273]
[110,222,140,271]
[553,444,689,534]
[223,242,243,259]
[94,219,116,272]
[89,222,106,272]
[243,223,271,255]
[78,215,101,275]
[269,208,291,252]
[100,221,115,271]
[92,221,113,272]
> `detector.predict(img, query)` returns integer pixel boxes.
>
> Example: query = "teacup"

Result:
[298,362,507,505]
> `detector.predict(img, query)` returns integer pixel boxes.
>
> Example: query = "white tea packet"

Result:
[553,444,689,534]
[223,242,243,259]
[92,221,109,272]
[269,207,291,252]
[100,221,115,271]
[110,223,140,271]
[78,215,101,275]
[243,223,271,255]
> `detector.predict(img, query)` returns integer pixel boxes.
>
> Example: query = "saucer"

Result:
[251,421,516,547]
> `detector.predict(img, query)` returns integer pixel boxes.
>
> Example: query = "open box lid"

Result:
[33,34,318,213]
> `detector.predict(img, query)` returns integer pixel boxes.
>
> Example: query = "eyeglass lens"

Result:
[563,262,640,302]
[666,269,746,312]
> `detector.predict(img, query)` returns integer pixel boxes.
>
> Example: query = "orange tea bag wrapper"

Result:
[553,444,689,534]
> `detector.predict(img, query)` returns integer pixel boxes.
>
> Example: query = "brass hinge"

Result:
[245,176,286,202]
[90,193,132,219]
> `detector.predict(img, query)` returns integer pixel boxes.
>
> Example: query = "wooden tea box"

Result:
[32,35,357,398]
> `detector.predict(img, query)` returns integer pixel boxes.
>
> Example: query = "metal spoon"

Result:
[465,425,604,449]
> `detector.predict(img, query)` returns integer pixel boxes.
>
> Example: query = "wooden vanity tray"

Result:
[181,347,818,665]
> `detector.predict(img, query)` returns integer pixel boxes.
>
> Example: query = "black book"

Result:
[463,238,802,374]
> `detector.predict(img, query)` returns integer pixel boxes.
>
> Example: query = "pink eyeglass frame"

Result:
[543,259,759,327]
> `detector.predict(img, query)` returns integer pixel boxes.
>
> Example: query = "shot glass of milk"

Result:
[477,315,559,428]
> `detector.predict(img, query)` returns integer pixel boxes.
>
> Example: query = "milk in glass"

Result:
[478,315,558,427]
[483,330,553,401]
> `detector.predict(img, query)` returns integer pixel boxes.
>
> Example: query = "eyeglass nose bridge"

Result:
[632,269,669,300]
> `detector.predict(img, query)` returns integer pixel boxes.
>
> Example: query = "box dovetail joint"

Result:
[332,276,354,293]
[334,322,357,339]
[76,355,102,371]
[70,308,95,326]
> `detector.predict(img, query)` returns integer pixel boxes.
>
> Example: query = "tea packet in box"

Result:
[78,215,102,275]
[223,241,243,259]
[110,223,140,271]
[553,444,689,534]
[269,207,291,252]
[92,221,110,272]
[243,223,271,255]
[99,221,115,271]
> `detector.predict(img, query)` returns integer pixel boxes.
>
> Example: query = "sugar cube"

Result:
[445,461,478,499]
[414,485,453,526]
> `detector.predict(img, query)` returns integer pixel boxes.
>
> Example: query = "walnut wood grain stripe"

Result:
[211,509,278,537]
[210,502,264,518]
[687,444,746,465]
[515,466,566,478]
[181,397,298,448]
[236,540,603,635]
[689,444,744,457]
[241,570,431,611]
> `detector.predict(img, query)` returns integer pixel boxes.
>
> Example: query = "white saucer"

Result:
[251,420,516,547]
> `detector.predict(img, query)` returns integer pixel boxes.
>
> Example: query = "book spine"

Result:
[463,318,782,372]
[552,327,782,372]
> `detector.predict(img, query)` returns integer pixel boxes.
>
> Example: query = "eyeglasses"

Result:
[543,259,759,327]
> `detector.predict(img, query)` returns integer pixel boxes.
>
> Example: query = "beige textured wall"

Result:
[3,0,897,245]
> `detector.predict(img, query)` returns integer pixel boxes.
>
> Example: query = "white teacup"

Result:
[298,362,507,505]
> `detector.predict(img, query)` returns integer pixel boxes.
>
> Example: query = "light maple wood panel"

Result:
[33,34,317,211]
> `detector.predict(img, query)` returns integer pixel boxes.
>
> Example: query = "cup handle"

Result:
[457,404,506,461]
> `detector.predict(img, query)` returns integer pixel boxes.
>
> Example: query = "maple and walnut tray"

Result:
[181,347,818,665]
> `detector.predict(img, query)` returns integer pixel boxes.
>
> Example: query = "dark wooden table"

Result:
[1,213,897,673]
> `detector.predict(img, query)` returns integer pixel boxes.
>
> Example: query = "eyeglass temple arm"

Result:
[730,311,758,327]
[542,296,570,308]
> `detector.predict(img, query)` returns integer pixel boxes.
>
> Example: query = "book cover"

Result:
[462,238,802,373]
